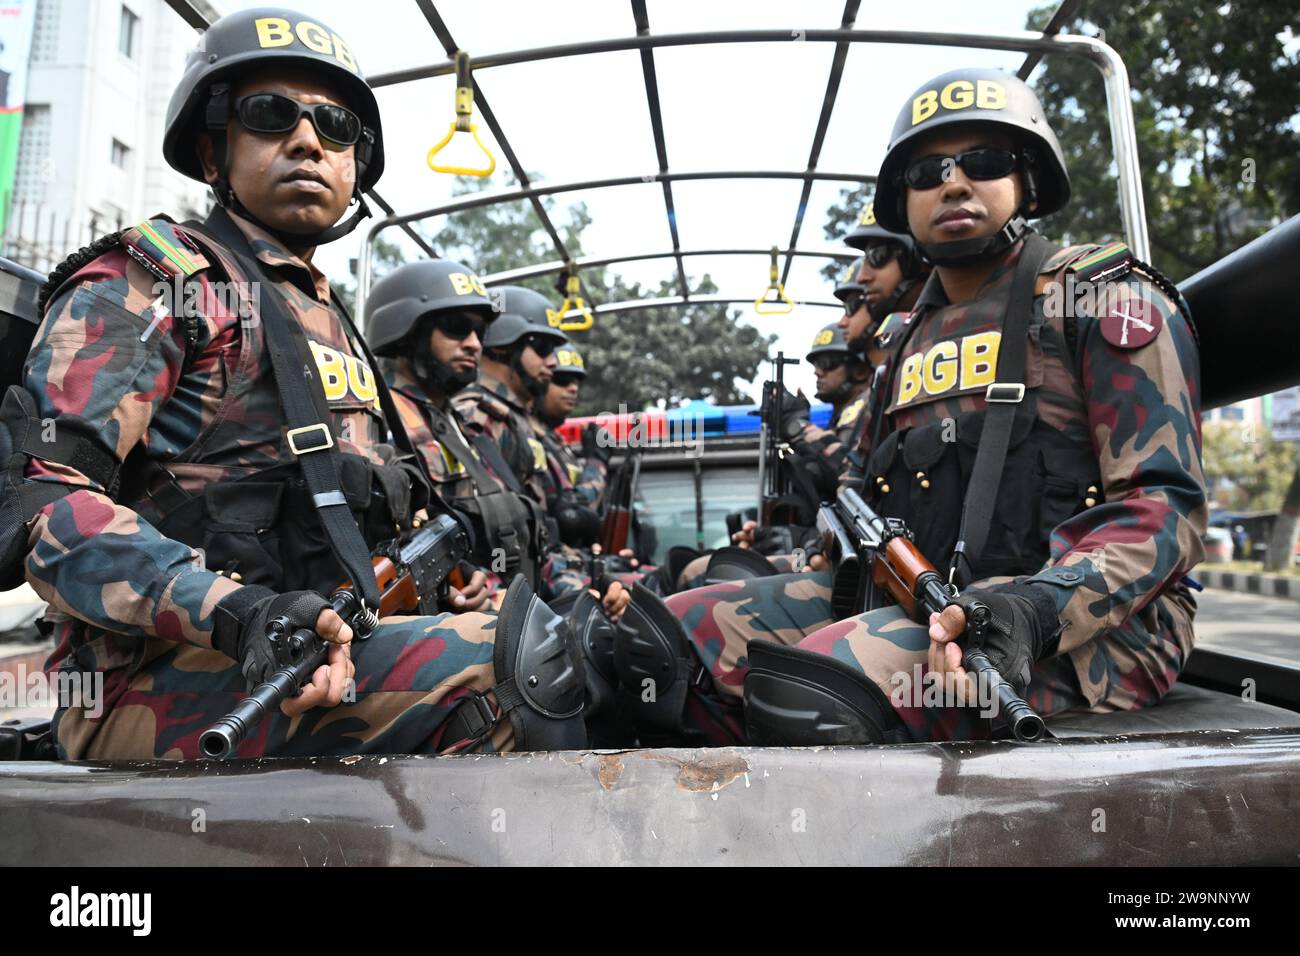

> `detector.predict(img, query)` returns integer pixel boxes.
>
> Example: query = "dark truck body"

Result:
[2,221,1300,866]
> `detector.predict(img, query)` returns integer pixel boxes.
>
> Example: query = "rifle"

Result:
[817,487,1046,742]
[756,352,801,528]
[598,449,642,557]
[199,512,472,759]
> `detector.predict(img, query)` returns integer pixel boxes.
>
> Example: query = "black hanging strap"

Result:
[949,233,1053,588]
[189,209,381,609]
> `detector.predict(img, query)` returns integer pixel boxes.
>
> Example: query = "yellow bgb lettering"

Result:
[345,355,379,407]
[911,90,939,125]
[859,203,876,226]
[449,272,487,296]
[922,340,959,395]
[255,17,293,48]
[897,352,924,405]
[309,341,348,401]
[977,81,1007,110]
[960,331,1001,390]
[295,20,332,54]
[814,329,835,346]
[332,34,358,72]
[939,80,975,111]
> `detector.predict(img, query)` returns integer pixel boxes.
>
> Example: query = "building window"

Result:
[111,138,131,170]
[32,0,62,64]
[14,105,53,206]
[118,5,140,59]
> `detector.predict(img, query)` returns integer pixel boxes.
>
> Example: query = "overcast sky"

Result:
[211,0,1065,402]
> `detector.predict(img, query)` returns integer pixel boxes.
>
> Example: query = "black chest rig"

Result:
[861,234,1102,588]
[421,401,545,587]
[123,210,440,606]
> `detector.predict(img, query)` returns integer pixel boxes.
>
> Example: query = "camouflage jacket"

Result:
[852,238,1206,706]
[452,370,549,504]
[531,415,607,510]
[23,211,399,710]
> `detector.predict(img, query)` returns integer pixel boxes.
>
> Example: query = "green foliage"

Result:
[1201,421,1297,513]
[355,174,775,411]
[819,181,872,281]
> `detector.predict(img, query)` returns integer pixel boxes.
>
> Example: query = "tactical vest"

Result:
[415,396,545,586]
[860,238,1104,584]
[454,380,548,499]
[84,213,428,597]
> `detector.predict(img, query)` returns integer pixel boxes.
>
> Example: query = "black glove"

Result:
[581,422,613,466]
[760,385,811,441]
[213,586,332,691]
[949,582,1062,697]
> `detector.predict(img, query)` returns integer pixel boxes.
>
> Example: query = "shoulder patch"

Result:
[838,397,865,427]
[874,311,910,348]
[1066,241,1134,284]
[1098,289,1164,350]
[120,218,210,283]
[455,385,511,423]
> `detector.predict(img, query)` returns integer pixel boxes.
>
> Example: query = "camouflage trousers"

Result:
[675,551,802,592]
[52,611,513,761]
[665,570,1191,744]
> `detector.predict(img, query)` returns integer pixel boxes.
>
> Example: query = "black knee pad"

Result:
[705,546,779,585]
[744,640,907,746]
[492,575,588,751]
[550,589,618,718]
[612,583,702,732]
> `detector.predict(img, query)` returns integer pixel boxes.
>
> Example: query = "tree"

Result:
[355,173,774,412]
[1200,421,1295,513]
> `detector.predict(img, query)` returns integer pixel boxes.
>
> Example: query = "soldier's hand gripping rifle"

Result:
[199,512,472,759]
[816,488,1046,742]
[756,352,803,529]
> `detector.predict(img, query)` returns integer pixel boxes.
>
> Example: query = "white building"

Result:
[7,0,219,272]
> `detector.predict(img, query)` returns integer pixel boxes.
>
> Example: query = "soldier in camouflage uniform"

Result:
[806,323,870,444]
[534,342,609,510]
[366,258,547,600]
[6,9,587,760]
[654,68,1205,746]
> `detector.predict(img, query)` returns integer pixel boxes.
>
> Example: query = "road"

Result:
[1195,588,1300,663]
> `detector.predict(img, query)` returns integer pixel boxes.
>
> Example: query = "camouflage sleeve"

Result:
[540,545,590,601]
[1025,276,1207,653]
[22,266,240,648]
[573,454,606,507]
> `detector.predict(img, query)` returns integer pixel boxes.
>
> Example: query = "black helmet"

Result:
[483,287,569,350]
[806,323,850,362]
[365,259,494,357]
[163,8,383,244]
[874,69,1070,262]
[553,343,588,379]
[832,257,865,303]
[844,201,918,257]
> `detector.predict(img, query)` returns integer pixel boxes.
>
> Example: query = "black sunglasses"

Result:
[434,311,488,342]
[809,354,848,373]
[841,290,866,316]
[862,243,899,269]
[903,146,1020,190]
[522,334,558,358]
[234,93,363,148]
[551,372,583,388]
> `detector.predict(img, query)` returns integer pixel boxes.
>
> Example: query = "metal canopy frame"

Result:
[164,2,1147,325]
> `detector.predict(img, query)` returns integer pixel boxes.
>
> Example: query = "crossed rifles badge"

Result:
[1098,289,1163,349]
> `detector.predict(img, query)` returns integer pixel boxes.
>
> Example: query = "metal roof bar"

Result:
[779,0,861,287]
[631,1,689,300]
[482,246,858,285]
[161,0,436,260]
[1017,0,1085,80]
[369,28,1128,86]
[578,294,844,317]
[412,1,599,307]
[356,169,874,309]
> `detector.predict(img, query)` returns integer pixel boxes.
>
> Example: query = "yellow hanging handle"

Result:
[754,245,794,315]
[549,272,594,332]
[427,50,497,177]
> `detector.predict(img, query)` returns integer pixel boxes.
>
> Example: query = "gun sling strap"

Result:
[192,207,430,611]
[868,232,1052,590]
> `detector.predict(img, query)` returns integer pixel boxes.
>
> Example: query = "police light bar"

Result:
[559,401,833,446]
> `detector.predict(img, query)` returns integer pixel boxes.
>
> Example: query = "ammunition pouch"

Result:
[450,487,543,587]
[863,403,1101,580]
[744,639,908,745]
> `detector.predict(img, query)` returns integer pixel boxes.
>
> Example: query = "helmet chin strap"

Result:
[511,348,551,402]
[818,376,856,405]
[866,274,923,325]
[916,213,1031,267]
